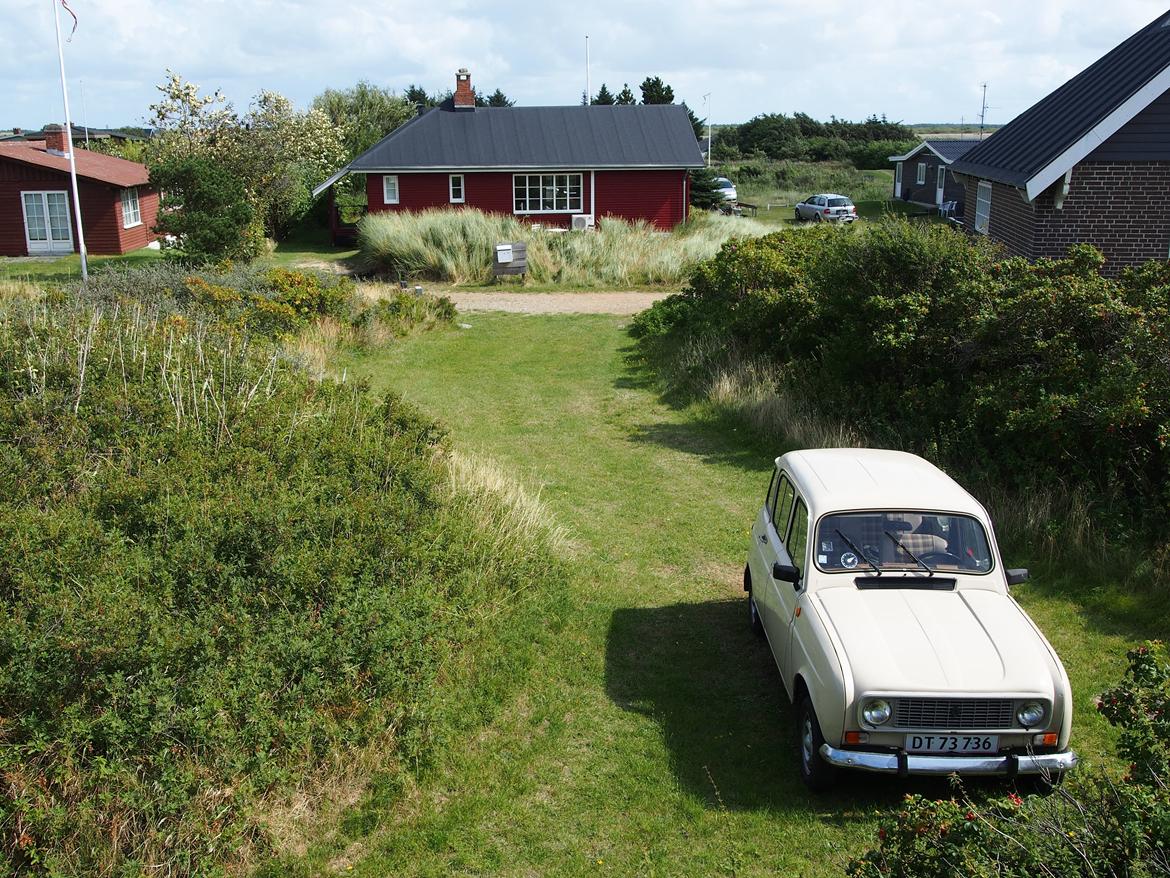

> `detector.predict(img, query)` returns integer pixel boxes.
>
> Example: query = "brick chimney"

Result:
[43,124,69,155]
[453,68,475,110]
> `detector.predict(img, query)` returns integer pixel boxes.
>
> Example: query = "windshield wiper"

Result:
[835,529,880,575]
[884,530,934,576]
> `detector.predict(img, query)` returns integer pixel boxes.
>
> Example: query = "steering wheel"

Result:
[918,551,964,568]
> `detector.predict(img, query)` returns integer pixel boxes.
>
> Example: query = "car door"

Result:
[797,198,811,220]
[749,469,780,594]
[752,473,796,651]
[770,495,809,677]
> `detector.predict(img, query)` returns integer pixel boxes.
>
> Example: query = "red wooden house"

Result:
[0,124,158,257]
[313,69,704,236]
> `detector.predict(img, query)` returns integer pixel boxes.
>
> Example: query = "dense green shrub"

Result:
[633,220,1170,529]
[0,295,557,875]
[150,155,265,263]
[848,642,1170,878]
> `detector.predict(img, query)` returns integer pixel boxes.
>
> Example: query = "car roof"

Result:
[777,449,988,521]
[815,193,851,199]
[716,176,733,183]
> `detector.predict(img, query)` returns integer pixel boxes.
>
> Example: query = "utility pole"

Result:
[703,93,712,167]
[978,83,989,140]
[80,79,89,147]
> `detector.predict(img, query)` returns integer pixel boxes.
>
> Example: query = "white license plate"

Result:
[904,734,999,754]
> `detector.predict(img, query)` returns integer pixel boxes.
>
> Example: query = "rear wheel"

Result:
[797,696,836,791]
[813,213,824,223]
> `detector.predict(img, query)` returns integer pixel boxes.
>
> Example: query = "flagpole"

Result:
[52,0,88,283]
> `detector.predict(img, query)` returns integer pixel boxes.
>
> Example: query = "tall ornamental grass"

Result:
[357,208,770,286]
[0,293,565,876]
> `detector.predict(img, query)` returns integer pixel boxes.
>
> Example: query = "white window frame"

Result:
[916,162,927,185]
[449,174,465,204]
[120,187,142,229]
[382,174,399,205]
[975,181,992,235]
[20,190,73,253]
[894,162,903,194]
[512,173,584,214]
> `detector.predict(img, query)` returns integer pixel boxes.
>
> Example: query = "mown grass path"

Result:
[312,312,1141,877]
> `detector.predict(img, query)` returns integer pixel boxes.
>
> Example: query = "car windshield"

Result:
[716,179,733,188]
[827,197,852,207]
[815,511,993,574]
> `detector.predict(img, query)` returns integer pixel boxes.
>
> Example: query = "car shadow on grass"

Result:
[604,598,971,816]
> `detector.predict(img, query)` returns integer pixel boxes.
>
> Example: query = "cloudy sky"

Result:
[2,0,1167,130]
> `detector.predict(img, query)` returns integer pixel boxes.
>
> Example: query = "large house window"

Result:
[975,181,992,234]
[513,173,583,214]
[449,174,464,204]
[382,175,399,205]
[916,162,927,185]
[120,187,141,228]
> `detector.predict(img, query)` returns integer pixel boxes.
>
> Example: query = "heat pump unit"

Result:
[571,214,594,231]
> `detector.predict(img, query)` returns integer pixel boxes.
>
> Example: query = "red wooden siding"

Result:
[365,168,689,230]
[0,156,158,256]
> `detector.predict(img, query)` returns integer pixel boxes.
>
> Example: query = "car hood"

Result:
[814,585,1056,696]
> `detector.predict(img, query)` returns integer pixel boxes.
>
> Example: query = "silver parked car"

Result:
[795,194,857,222]
[715,177,737,202]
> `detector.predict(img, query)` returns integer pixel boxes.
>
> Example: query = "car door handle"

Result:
[758,534,768,544]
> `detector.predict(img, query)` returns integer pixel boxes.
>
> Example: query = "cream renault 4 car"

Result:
[744,449,1077,790]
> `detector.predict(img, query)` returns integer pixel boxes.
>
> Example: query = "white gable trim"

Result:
[888,141,957,164]
[1025,64,1170,201]
[311,166,351,199]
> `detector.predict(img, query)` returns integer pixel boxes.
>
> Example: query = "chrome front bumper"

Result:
[820,744,1077,776]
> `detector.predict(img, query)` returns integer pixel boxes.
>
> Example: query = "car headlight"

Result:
[1017,701,1045,727]
[862,698,892,726]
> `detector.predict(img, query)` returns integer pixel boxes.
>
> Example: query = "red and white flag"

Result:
[59,0,77,41]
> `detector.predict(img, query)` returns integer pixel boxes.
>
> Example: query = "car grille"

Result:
[893,698,1017,730]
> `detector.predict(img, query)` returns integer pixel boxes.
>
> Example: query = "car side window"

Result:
[773,476,794,536]
[787,498,809,576]
[765,470,779,515]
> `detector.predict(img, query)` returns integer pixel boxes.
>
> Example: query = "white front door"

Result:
[21,191,73,254]
[936,166,947,206]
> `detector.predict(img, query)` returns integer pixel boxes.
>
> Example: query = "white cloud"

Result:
[0,0,1165,128]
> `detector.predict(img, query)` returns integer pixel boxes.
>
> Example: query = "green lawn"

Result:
[273,312,1152,877]
[0,225,357,284]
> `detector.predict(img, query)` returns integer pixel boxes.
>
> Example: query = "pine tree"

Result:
[592,83,615,105]
[684,104,705,140]
[639,76,674,105]
[688,166,725,211]
[486,89,515,107]
[615,84,636,105]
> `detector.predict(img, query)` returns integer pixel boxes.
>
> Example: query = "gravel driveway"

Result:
[443,291,668,315]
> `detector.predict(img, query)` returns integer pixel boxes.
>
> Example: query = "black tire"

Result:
[745,567,765,637]
[813,213,824,223]
[794,208,802,221]
[797,696,836,791]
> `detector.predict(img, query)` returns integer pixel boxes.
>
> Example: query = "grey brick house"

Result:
[889,140,978,212]
[951,9,1170,275]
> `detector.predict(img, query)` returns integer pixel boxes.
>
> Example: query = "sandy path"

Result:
[442,291,669,315]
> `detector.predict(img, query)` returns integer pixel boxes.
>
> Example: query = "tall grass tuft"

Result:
[358,208,770,287]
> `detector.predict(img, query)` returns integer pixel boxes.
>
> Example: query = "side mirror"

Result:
[1006,568,1029,587]
[773,561,800,584]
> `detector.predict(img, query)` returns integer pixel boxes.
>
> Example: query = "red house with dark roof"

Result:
[0,124,158,257]
[313,69,704,236]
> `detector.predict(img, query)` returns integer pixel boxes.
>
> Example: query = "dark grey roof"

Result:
[347,102,704,171]
[952,9,1170,189]
[925,139,979,162]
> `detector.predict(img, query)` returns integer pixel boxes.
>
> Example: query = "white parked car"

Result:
[715,177,737,202]
[745,449,1076,790]
[794,193,856,222]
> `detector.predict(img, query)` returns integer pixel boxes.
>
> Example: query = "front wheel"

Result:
[793,208,802,221]
[797,696,836,791]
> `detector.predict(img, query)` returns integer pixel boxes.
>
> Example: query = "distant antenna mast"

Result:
[978,83,989,139]
[585,35,591,105]
[703,93,712,167]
